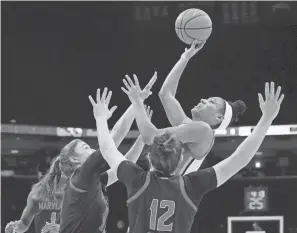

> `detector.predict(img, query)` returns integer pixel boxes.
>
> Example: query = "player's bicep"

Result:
[20,193,38,228]
[158,92,190,126]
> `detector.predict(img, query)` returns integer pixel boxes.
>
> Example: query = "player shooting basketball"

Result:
[90,82,283,233]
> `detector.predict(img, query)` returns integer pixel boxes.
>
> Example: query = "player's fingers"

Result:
[191,40,199,49]
[110,106,117,115]
[258,93,264,105]
[123,78,131,90]
[274,86,281,102]
[277,94,285,105]
[146,105,150,114]
[149,109,153,119]
[101,87,108,102]
[96,88,101,103]
[265,82,269,100]
[121,87,129,95]
[88,95,96,106]
[105,90,112,105]
[195,41,205,50]
[270,82,275,99]
[133,74,140,87]
[125,75,135,87]
[144,72,157,91]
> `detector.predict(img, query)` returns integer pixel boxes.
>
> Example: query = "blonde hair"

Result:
[31,139,82,200]
[31,156,62,200]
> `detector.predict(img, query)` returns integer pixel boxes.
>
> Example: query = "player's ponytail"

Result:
[31,156,62,200]
[149,132,182,175]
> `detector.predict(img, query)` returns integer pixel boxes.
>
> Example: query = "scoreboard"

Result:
[244,186,268,212]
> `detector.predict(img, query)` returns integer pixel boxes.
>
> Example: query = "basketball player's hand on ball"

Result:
[121,74,143,104]
[181,40,205,60]
[144,104,153,120]
[41,222,60,233]
[258,82,284,121]
[89,87,118,120]
[139,72,157,100]
[5,221,17,233]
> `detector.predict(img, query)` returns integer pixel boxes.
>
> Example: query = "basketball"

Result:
[175,8,212,45]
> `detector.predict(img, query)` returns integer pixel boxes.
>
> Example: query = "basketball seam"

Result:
[175,26,212,30]
[184,14,210,29]
[179,9,191,44]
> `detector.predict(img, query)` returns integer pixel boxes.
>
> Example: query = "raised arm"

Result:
[158,41,205,126]
[105,106,153,187]
[111,74,156,147]
[5,192,38,233]
[213,82,284,187]
[89,88,127,170]
[122,74,213,145]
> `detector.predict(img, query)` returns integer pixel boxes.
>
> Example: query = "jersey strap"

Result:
[127,172,150,205]
[179,176,197,212]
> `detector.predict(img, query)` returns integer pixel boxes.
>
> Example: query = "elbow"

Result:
[158,90,169,99]
[158,91,173,103]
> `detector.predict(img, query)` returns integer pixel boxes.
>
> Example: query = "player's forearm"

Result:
[111,105,135,148]
[159,57,189,97]
[234,116,272,165]
[125,135,145,163]
[133,100,158,144]
[214,115,273,187]
[96,117,124,168]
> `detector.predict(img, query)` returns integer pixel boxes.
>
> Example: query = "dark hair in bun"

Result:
[228,100,247,124]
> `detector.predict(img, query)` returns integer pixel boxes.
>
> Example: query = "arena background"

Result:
[1,2,297,233]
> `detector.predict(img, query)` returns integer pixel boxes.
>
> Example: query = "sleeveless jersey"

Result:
[59,171,109,233]
[33,192,63,233]
[127,172,197,233]
[179,123,215,176]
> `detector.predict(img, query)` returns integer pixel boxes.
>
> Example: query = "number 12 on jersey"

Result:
[149,199,176,231]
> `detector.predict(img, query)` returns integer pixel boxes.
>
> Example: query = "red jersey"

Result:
[117,161,217,233]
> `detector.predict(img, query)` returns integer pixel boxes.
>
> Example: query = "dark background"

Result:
[2,2,297,233]
[2,1,297,129]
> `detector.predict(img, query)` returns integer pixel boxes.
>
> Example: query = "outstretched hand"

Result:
[258,82,284,121]
[181,40,206,60]
[121,74,143,104]
[89,87,117,120]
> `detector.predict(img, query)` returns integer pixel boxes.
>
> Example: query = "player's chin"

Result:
[191,107,200,117]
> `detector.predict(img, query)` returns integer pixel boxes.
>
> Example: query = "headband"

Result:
[216,101,233,130]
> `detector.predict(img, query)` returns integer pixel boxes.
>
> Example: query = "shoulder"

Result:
[27,191,40,209]
[191,121,212,132]
[185,122,213,156]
